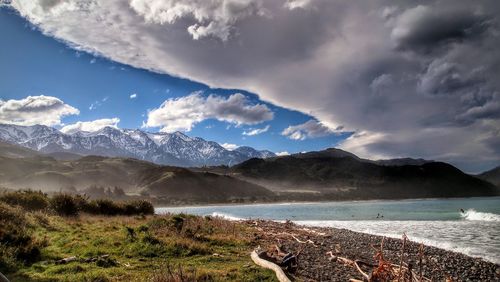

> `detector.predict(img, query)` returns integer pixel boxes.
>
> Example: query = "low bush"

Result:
[1,190,155,217]
[84,199,122,215]
[49,194,80,216]
[83,199,155,216]
[122,200,155,215]
[0,202,44,272]
[0,190,49,211]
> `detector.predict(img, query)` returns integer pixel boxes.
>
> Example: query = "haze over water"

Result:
[157,197,500,264]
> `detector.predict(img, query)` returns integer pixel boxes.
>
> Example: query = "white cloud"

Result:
[282,120,342,140]
[243,125,270,136]
[60,118,120,134]
[8,0,500,171]
[338,131,389,160]
[0,95,79,126]
[130,93,137,99]
[89,96,109,110]
[129,0,266,41]
[220,143,239,151]
[145,92,273,132]
[284,0,312,10]
[275,151,290,156]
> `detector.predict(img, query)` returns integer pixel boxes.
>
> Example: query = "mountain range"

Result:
[0,139,498,203]
[0,140,274,204]
[0,124,275,167]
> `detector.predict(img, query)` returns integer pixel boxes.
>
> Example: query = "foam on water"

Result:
[295,219,500,264]
[461,209,500,222]
[210,212,243,221]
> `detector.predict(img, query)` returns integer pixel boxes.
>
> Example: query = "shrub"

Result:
[49,194,80,216]
[0,202,43,272]
[84,199,121,215]
[123,200,155,215]
[0,190,49,211]
[171,215,185,233]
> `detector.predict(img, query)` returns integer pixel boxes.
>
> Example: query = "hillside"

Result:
[0,140,40,158]
[0,143,274,204]
[231,148,499,200]
[478,166,500,187]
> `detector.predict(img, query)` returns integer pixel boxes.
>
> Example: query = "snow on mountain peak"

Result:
[0,123,276,167]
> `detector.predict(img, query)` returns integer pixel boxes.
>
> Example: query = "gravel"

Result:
[247,220,500,281]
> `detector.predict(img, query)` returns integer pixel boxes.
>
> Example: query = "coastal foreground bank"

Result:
[1,192,498,281]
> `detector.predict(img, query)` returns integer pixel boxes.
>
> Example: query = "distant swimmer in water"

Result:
[376,213,380,219]
[460,208,465,213]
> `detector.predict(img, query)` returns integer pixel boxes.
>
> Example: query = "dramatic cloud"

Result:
[220,143,239,151]
[145,92,273,132]
[243,125,270,136]
[7,0,500,171]
[130,93,137,99]
[282,120,341,140]
[0,95,79,126]
[390,5,490,53]
[60,118,121,134]
[129,0,267,41]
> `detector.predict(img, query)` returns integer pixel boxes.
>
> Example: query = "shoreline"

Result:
[248,219,500,281]
[154,195,500,209]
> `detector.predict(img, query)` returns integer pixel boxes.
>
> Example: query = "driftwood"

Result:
[327,236,432,282]
[274,244,300,273]
[251,249,291,282]
[291,235,316,246]
[0,272,9,282]
[56,256,78,264]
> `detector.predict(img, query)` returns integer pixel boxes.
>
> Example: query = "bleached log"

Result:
[0,272,10,282]
[251,250,291,282]
[56,256,78,264]
[291,235,316,246]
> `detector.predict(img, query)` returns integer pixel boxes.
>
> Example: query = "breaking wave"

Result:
[461,209,500,222]
[210,212,242,221]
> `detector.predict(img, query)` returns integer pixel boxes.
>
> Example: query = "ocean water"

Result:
[156,197,500,264]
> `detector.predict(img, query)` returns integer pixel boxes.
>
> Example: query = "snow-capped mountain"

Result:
[0,124,276,167]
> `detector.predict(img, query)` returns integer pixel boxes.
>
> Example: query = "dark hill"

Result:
[0,143,274,204]
[478,166,500,187]
[231,149,499,200]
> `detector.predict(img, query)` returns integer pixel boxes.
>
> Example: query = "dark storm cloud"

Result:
[391,4,492,54]
[7,0,500,172]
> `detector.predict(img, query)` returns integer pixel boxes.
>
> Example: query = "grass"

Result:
[1,208,276,281]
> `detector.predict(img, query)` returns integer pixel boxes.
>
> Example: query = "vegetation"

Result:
[0,192,275,281]
[0,190,49,211]
[0,190,154,217]
[0,202,45,272]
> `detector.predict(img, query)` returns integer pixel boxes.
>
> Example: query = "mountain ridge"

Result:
[0,143,274,204]
[0,123,275,167]
[229,148,499,200]
[478,166,500,187]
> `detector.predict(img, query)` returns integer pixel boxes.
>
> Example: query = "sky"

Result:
[0,5,349,155]
[0,0,499,173]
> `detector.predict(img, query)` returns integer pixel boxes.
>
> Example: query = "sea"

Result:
[156,197,500,264]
